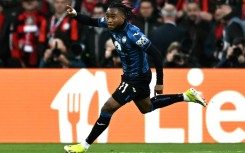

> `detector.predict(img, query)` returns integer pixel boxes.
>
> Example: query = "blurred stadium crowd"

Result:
[0,0,245,68]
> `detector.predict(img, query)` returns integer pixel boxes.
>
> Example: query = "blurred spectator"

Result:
[164,41,200,68]
[40,39,66,68]
[0,0,244,68]
[218,0,242,18]
[39,0,55,18]
[0,0,22,15]
[0,4,4,32]
[212,1,245,67]
[81,2,110,67]
[150,3,188,60]
[213,4,224,41]
[132,0,161,38]
[215,37,245,68]
[176,1,213,22]
[170,0,214,13]
[242,0,245,19]
[165,42,185,67]
[102,39,121,68]
[216,0,244,45]
[71,0,99,16]
[0,0,22,67]
[178,1,216,67]
[47,0,80,53]
[5,58,22,68]
[68,43,87,68]
[40,39,86,68]
[10,0,47,67]
[0,2,6,65]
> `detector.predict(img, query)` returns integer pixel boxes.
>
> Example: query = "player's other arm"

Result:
[131,30,163,92]
[66,5,99,27]
[146,44,164,86]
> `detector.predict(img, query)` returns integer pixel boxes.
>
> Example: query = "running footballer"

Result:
[64,1,207,153]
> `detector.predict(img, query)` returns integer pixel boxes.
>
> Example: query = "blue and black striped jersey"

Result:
[98,17,151,77]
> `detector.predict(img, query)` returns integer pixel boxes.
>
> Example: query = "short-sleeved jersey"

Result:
[98,17,151,77]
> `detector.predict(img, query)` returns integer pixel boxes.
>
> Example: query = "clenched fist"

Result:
[66,5,77,17]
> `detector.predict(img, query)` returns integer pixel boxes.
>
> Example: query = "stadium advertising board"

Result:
[0,69,244,143]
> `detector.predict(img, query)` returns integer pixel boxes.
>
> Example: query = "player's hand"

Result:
[66,5,77,17]
[154,84,163,98]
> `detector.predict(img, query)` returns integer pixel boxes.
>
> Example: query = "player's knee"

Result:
[139,108,150,114]
[101,103,111,114]
[101,102,116,114]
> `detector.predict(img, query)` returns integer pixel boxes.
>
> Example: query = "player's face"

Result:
[105,8,125,30]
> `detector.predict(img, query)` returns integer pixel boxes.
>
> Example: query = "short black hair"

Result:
[186,0,201,8]
[108,0,134,19]
[94,2,107,12]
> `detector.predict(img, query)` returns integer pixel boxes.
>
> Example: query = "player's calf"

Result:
[149,88,206,111]
[134,97,152,114]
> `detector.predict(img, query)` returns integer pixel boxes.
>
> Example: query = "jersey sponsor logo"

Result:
[136,35,149,48]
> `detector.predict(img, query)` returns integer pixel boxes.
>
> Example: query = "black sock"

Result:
[86,112,112,144]
[150,94,184,111]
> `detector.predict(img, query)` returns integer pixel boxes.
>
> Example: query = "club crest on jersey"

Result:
[136,35,149,47]
[122,36,127,44]
[114,41,122,51]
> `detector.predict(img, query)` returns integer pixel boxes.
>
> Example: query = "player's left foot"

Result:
[64,144,87,153]
[184,88,207,107]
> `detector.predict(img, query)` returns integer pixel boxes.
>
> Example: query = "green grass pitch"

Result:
[0,143,244,153]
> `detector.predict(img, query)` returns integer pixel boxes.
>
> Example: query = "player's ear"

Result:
[118,11,125,20]
[120,15,126,21]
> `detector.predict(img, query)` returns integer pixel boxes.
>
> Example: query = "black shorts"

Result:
[112,72,152,105]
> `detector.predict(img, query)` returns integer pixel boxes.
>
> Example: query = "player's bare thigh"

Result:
[101,96,123,114]
[134,96,151,114]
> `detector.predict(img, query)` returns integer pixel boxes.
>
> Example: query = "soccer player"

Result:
[64,1,207,153]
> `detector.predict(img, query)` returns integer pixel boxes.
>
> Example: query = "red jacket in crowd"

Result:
[11,11,47,67]
[47,15,80,51]
[0,12,4,33]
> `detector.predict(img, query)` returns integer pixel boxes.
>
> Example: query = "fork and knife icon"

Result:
[67,93,81,143]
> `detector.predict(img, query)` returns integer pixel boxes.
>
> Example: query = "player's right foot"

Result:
[64,144,87,153]
[185,88,207,107]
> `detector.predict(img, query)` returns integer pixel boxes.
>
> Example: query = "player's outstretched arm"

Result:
[66,5,99,27]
